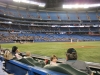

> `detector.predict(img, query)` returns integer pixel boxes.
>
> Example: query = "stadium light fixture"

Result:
[39,3,46,7]
[21,0,29,3]
[83,4,89,8]
[13,0,45,7]
[13,0,20,2]
[63,4,100,9]
[74,4,79,9]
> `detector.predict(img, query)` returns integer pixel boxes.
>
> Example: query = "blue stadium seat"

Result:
[67,12,78,20]
[19,10,28,18]
[90,27,99,32]
[78,12,88,20]
[79,27,89,32]
[57,12,68,20]
[70,28,79,32]
[39,12,49,20]
[87,12,98,20]
[28,11,38,19]
[20,26,29,30]
[48,12,58,20]
[11,25,20,30]
[60,27,69,31]
[8,8,20,17]
[97,12,100,20]
[0,7,6,15]
[7,9,14,17]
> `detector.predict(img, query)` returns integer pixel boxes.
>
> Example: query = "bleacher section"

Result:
[67,12,78,20]
[77,12,88,20]
[87,12,98,20]
[0,33,100,43]
[57,12,68,20]
[0,6,100,43]
[1,24,99,32]
[0,6,99,21]
[39,12,49,20]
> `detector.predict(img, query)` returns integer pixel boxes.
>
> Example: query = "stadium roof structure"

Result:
[0,0,100,11]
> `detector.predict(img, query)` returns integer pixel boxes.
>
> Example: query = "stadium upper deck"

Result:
[0,6,100,21]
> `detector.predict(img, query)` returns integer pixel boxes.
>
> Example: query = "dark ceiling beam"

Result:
[45,0,63,8]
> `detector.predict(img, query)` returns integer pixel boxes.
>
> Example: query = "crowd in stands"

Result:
[0,45,93,75]
[0,33,34,43]
[0,32,100,43]
[0,24,100,33]
[0,34,15,43]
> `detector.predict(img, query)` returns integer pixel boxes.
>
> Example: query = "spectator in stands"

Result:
[0,49,4,55]
[64,48,93,75]
[11,46,22,60]
[12,46,18,56]
[15,49,22,60]
[50,55,58,65]
[24,51,31,58]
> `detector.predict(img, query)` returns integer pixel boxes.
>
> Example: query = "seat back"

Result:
[26,57,43,67]
[17,58,34,66]
[44,63,88,75]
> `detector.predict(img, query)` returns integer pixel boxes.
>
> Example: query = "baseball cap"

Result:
[66,48,77,54]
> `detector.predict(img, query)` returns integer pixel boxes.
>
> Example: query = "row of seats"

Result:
[4,57,88,75]
[32,33,100,41]
[0,6,99,20]
[1,33,100,42]
[17,57,45,68]
[13,57,88,75]
[0,24,100,32]
[20,58,88,75]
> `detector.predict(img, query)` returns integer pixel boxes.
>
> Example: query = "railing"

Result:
[5,60,66,75]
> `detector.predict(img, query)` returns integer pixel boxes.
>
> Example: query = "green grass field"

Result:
[1,41,100,63]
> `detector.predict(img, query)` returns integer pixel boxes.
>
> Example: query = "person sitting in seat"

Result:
[64,48,93,75]
[12,46,18,56]
[50,55,58,65]
[24,51,31,58]
[11,46,22,60]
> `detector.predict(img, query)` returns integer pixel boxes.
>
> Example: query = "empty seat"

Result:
[18,57,44,67]
[70,28,79,32]
[39,12,49,20]
[78,12,88,20]
[88,12,98,20]
[8,8,20,17]
[11,25,20,30]
[90,27,99,32]
[28,11,38,19]
[67,12,78,20]
[79,27,89,32]
[97,12,100,20]
[60,27,69,31]
[26,57,45,67]
[17,58,35,66]
[7,10,14,17]
[48,12,58,20]
[0,7,6,15]
[19,10,28,18]
[57,12,68,20]
[0,7,5,14]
